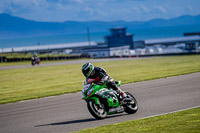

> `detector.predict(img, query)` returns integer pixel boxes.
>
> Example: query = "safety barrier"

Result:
[0,52,199,62]
[0,54,91,63]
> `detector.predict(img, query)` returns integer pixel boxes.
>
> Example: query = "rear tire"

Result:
[124,92,138,114]
[87,99,107,119]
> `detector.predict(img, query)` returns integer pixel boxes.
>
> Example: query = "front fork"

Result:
[87,97,100,105]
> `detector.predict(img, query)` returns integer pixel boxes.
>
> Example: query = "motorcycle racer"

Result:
[32,53,38,60]
[31,53,40,66]
[81,62,131,102]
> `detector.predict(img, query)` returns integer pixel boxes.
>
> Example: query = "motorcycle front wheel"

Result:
[31,61,35,66]
[124,92,138,114]
[87,99,107,119]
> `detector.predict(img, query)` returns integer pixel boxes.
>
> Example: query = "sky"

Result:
[0,0,200,22]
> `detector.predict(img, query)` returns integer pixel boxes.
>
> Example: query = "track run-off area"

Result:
[0,71,199,133]
[0,57,155,70]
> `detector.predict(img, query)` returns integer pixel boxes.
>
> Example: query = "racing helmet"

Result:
[82,63,94,77]
[34,53,38,57]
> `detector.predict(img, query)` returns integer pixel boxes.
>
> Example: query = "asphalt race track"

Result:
[0,72,200,133]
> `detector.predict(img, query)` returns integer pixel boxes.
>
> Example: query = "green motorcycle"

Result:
[82,81,138,119]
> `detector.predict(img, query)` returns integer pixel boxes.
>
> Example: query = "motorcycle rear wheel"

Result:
[87,99,107,119]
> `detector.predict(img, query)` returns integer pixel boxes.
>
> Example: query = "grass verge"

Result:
[74,107,200,133]
[0,55,200,104]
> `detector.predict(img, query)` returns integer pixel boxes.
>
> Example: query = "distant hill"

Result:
[0,13,200,39]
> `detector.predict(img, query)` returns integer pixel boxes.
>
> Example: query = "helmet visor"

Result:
[82,65,93,77]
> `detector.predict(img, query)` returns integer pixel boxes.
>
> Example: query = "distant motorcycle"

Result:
[82,81,138,119]
[31,57,40,66]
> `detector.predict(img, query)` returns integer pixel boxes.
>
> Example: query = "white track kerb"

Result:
[137,105,200,121]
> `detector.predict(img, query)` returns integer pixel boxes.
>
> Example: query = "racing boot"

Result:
[116,88,132,103]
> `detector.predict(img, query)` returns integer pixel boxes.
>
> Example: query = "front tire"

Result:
[31,61,35,66]
[87,99,107,119]
[124,92,138,114]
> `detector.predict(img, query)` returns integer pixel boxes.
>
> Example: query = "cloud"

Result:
[155,6,167,13]
[73,0,84,4]
[0,0,48,14]
[140,5,150,13]
[131,6,141,13]
[0,0,200,22]
[84,7,94,16]
[186,5,193,11]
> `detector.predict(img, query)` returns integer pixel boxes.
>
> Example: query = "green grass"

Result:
[0,53,33,58]
[0,55,200,104]
[0,53,88,67]
[74,107,200,133]
[0,61,30,66]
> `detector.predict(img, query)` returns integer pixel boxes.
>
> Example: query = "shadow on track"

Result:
[35,113,128,127]
[35,118,96,127]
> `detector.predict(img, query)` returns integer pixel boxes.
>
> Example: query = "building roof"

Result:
[184,32,200,36]
[1,41,96,53]
[110,27,126,30]
[145,36,200,45]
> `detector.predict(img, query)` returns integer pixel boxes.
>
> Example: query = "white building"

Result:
[82,46,131,58]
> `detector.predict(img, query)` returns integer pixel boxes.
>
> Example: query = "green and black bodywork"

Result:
[82,81,138,119]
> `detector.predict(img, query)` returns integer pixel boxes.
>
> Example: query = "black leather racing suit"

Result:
[86,67,119,91]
